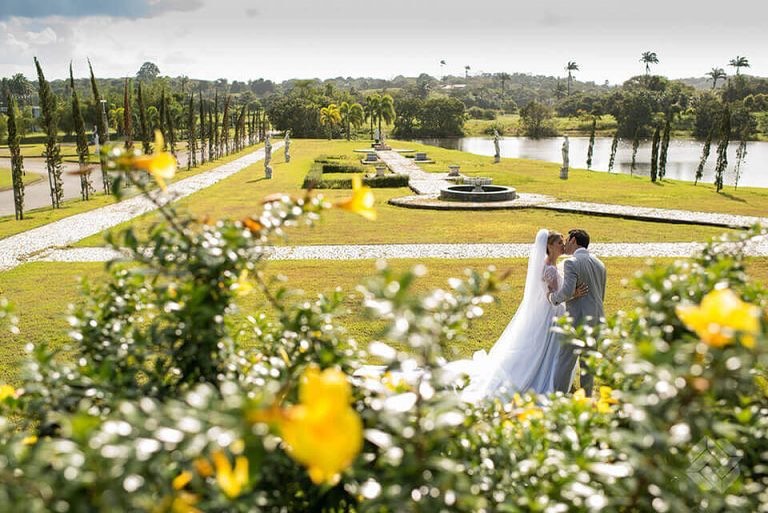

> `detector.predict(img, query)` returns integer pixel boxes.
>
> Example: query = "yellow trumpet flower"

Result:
[231,270,254,297]
[595,386,619,414]
[676,288,761,348]
[0,384,16,401]
[279,366,363,485]
[122,130,177,191]
[172,470,193,491]
[211,450,249,499]
[334,175,376,220]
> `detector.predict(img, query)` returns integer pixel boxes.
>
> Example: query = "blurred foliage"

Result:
[0,156,766,510]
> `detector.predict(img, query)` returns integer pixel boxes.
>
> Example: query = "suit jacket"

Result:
[549,248,606,326]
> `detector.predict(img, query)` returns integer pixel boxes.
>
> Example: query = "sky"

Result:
[1,0,766,85]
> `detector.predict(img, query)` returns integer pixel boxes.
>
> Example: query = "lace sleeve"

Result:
[542,265,559,293]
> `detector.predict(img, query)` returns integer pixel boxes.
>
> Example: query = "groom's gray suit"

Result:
[548,247,606,396]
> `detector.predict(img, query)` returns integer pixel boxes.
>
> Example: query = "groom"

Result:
[548,229,606,397]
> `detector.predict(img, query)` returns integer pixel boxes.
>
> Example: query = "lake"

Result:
[419,136,768,189]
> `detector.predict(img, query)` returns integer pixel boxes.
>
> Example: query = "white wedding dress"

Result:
[450,229,567,400]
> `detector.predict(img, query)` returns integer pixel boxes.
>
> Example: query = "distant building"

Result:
[440,84,467,90]
[31,106,42,118]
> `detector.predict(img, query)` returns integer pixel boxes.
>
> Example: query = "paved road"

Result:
[0,149,195,216]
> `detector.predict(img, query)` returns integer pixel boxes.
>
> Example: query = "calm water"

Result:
[419,136,768,188]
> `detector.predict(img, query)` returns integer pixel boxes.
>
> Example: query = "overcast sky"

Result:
[1,0,766,85]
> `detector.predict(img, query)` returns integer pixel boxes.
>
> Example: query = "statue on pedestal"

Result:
[559,136,570,180]
[264,134,273,179]
[284,130,291,163]
[493,129,501,163]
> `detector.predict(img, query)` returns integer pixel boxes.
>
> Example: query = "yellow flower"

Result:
[211,450,249,499]
[572,388,592,407]
[231,270,254,297]
[172,470,193,490]
[516,405,544,421]
[676,288,761,348]
[279,366,362,485]
[21,435,38,446]
[121,130,176,191]
[153,492,201,513]
[334,175,376,220]
[193,458,214,478]
[0,384,17,401]
[595,386,619,414]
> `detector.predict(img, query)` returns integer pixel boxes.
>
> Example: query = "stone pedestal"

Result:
[559,166,568,180]
[265,165,273,179]
[448,165,460,177]
[374,164,387,177]
[494,155,501,164]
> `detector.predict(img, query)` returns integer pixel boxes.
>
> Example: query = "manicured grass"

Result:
[3,256,767,385]
[410,140,768,217]
[0,168,44,191]
[75,139,739,247]
[464,114,619,137]
[0,143,264,241]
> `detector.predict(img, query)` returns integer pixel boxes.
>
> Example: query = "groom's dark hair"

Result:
[568,229,590,249]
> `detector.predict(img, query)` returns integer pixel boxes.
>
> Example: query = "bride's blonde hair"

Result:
[546,231,563,257]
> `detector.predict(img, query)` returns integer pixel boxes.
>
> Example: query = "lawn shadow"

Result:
[246,177,270,184]
[718,191,748,203]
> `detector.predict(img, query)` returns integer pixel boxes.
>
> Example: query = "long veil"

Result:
[458,228,558,400]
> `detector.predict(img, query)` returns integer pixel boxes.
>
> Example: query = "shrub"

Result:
[302,157,409,189]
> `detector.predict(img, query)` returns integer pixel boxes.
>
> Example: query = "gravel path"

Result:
[0,144,281,272]
[31,236,768,264]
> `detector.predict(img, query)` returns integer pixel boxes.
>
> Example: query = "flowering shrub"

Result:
[0,146,766,512]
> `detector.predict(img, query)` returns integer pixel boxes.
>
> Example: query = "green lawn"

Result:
[0,143,264,241]
[8,256,767,385]
[75,138,743,247]
[0,168,44,191]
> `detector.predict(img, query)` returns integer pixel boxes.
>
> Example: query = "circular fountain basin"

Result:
[439,185,517,202]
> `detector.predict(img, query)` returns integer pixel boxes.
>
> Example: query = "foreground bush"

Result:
[0,144,766,511]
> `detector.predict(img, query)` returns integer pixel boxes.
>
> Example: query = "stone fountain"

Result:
[439,177,517,202]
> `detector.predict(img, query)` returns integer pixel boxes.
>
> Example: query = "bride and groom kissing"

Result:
[456,228,606,400]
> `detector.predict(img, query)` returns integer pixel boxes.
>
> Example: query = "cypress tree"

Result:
[213,91,220,158]
[608,130,619,172]
[221,95,230,155]
[248,109,255,146]
[123,78,133,150]
[158,89,167,150]
[658,116,671,180]
[70,63,93,200]
[34,57,64,208]
[164,93,177,158]
[198,91,206,164]
[713,105,731,192]
[629,129,640,176]
[137,82,151,154]
[208,104,214,161]
[238,106,247,151]
[7,94,25,219]
[586,117,596,170]
[650,125,661,183]
[187,95,196,170]
[88,59,110,192]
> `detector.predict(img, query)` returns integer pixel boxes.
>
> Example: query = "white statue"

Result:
[264,134,273,179]
[284,130,291,163]
[493,129,500,163]
[560,136,570,180]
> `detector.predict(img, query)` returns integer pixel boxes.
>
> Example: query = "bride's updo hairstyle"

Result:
[546,231,563,257]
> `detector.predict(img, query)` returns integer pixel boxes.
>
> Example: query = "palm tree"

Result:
[373,94,395,138]
[339,101,365,140]
[349,102,365,135]
[319,103,341,140]
[365,94,381,140]
[707,67,727,89]
[640,51,659,75]
[497,72,511,96]
[440,59,446,80]
[464,65,471,80]
[565,61,579,95]
[729,56,750,75]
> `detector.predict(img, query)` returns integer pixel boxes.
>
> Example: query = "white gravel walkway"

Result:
[0,143,281,272]
[30,237,768,264]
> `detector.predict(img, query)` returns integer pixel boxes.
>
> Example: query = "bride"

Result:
[452,229,586,400]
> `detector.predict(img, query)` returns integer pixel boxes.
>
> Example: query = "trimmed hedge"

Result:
[302,156,409,189]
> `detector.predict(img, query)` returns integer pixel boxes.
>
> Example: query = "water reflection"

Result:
[419,136,768,188]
